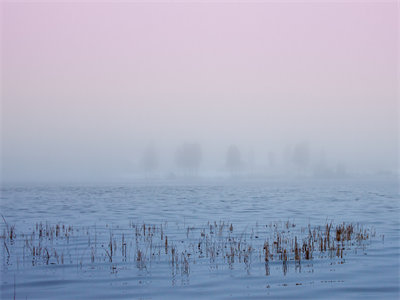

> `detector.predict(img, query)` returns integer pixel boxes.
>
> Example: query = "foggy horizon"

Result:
[1,2,398,183]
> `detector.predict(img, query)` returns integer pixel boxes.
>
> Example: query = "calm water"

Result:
[1,179,399,299]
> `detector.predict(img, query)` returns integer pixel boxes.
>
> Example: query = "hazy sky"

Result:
[1,1,398,182]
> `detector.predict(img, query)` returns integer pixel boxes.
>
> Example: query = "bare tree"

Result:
[226,145,242,175]
[292,142,310,174]
[141,144,158,176]
[175,143,202,176]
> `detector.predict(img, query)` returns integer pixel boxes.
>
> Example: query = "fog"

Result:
[1,2,398,182]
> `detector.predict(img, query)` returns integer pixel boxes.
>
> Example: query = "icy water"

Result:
[1,179,399,299]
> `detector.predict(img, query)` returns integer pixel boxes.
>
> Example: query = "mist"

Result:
[1,2,398,183]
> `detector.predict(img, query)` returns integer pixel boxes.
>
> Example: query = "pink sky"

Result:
[1,1,398,180]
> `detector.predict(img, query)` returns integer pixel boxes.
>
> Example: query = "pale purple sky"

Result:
[1,1,398,181]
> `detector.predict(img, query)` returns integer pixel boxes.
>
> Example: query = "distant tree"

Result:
[141,144,158,175]
[226,145,242,175]
[292,142,310,173]
[335,162,347,177]
[268,151,276,168]
[175,143,202,176]
[313,149,331,178]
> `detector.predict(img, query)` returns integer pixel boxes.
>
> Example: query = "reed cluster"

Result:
[1,217,375,277]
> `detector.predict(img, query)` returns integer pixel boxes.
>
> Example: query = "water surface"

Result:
[1,179,399,299]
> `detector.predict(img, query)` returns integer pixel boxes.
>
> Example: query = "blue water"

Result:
[1,178,399,299]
